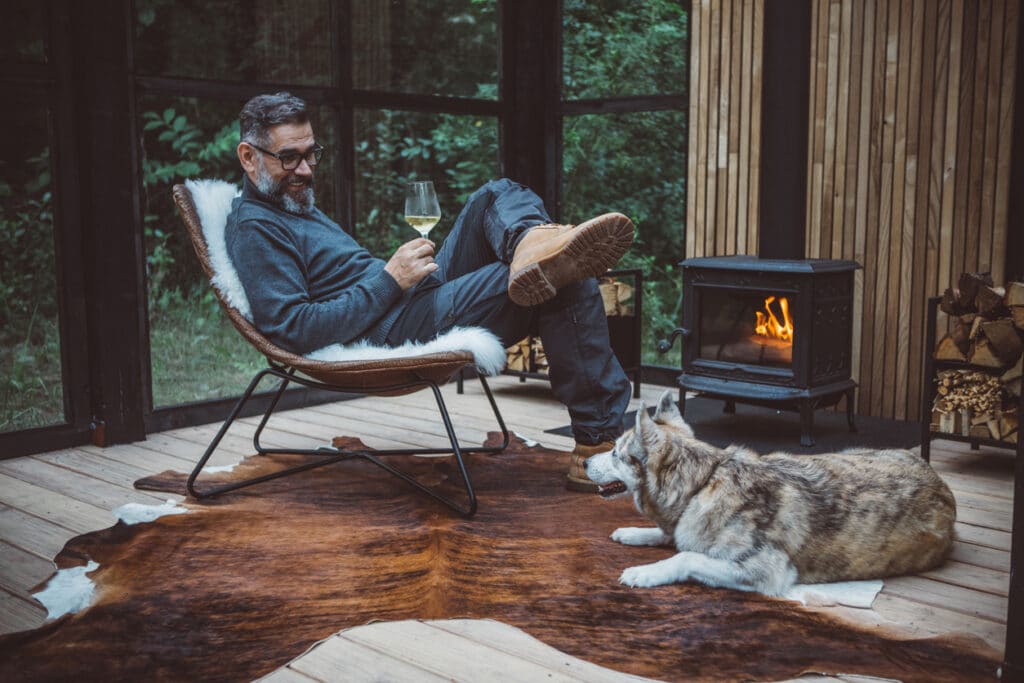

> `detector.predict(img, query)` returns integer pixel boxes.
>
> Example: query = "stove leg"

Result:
[723,399,736,414]
[845,387,857,433]
[678,389,687,417]
[799,401,815,447]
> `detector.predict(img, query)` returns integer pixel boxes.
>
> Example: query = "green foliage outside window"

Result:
[355,100,499,258]
[2,0,688,428]
[139,98,268,407]
[563,0,689,365]
[0,127,63,432]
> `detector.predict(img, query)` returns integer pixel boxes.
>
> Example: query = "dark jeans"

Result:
[384,178,631,446]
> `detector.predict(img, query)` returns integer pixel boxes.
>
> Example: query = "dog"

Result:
[585,391,956,595]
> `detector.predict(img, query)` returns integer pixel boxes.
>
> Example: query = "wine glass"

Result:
[404,180,441,239]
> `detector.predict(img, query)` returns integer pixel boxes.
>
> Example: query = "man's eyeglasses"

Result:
[249,142,324,171]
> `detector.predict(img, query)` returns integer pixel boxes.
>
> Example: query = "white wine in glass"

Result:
[404,180,441,238]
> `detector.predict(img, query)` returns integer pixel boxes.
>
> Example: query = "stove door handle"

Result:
[657,327,691,354]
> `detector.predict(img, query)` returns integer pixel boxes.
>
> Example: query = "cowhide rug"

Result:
[0,435,1001,682]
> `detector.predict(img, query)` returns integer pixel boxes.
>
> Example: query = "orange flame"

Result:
[754,296,794,342]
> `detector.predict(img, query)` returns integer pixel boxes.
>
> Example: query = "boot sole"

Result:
[565,474,600,493]
[508,214,634,307]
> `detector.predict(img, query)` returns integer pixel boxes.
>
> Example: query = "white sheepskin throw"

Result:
[185,178,506,375]
[185,178,251,320]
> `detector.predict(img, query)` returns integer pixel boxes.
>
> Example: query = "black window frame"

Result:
[0,1,93,457]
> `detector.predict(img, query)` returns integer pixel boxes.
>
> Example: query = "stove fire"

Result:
[755,296,794,342]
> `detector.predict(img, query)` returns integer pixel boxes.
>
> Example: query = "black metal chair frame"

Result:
[187,360,510,518]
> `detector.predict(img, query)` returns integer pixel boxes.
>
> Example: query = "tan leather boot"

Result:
[566,440,616,493]
[508,212,635,307]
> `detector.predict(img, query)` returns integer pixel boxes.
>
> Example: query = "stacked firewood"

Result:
[930,272,1023,444]
[505,337,548,374]
[599,276,635,317]
[506,276,634,374]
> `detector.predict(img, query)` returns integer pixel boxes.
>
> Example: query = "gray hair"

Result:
[239,92,309,147]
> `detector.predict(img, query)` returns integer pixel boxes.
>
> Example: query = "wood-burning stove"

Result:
[659,256,861,446]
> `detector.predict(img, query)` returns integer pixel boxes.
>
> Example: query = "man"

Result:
[225,92,633,492]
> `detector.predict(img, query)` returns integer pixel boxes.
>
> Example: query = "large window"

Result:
[562,0,689,364]
[134,0,333,86]
[352,0,498,99]
[132,0,500,414]
[355,109,499,255]
[0,99,64,432]
[0,0,689,452]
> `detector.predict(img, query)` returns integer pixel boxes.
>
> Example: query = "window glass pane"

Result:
[562,111,686,364]
[139,96,337,407]
[0,1,48,64]
[354,109,499,257]
[563,0,688,99]
[0,101,64,432]
[134,0,332,85]
[353,0,498,100]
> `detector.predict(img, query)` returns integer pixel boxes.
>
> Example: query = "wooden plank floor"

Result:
[0,375,1012,681]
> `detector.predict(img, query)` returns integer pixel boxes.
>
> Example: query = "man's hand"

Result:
[384,238,438,290]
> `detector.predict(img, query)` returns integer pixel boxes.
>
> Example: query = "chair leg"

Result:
[187,367,351,499]
[252,367,294,454]
[187,370,511,517]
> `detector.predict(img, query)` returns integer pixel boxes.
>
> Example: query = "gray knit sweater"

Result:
[224,178,404,354]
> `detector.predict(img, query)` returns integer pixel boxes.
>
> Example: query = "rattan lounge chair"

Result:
[172,180,509,516]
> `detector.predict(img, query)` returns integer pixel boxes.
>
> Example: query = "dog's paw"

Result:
[611,527,671,546]
[619,564,672,588]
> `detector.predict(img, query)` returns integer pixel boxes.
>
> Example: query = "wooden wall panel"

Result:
[687,0,1019,421]
[804,0,1019,420]
[686,0,763,259]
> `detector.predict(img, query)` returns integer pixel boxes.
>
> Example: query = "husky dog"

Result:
[585,391,956,595]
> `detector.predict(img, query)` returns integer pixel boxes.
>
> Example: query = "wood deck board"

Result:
[0,375,1011,678]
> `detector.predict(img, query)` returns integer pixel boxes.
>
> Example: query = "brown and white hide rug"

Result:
[0,434,1001,682]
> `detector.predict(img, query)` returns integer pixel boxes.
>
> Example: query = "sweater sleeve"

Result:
[227,217,403,354]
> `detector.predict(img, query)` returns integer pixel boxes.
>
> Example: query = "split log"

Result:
[951,318,972,354]
[599,279,635,317]
[1000,413,1019,444]
[969,424,991,439]
[940,287,969,316]
[1003,356,1023,383]
[934,335,967,361]
[969,315,985,341]
[976,285,1008,318]
[968,338,1004,368]
[958,271,994,309]
[1012,306,1024,330]
[979,319,1024,364]
[1005,282,1024,306]
[987,416,1002,440]
[1006,377,1022,398]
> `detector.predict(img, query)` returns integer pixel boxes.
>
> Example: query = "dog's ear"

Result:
[635,402,662,447]
[624,409,650,465]
[652,390,694,436]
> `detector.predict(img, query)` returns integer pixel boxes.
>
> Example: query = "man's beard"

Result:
[254,156,315,215]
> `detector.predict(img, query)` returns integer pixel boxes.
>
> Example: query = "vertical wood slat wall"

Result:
[687,0,1019,421]
[686,0,764,260]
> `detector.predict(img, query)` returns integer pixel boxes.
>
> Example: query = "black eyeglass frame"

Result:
[248,142,325,171]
